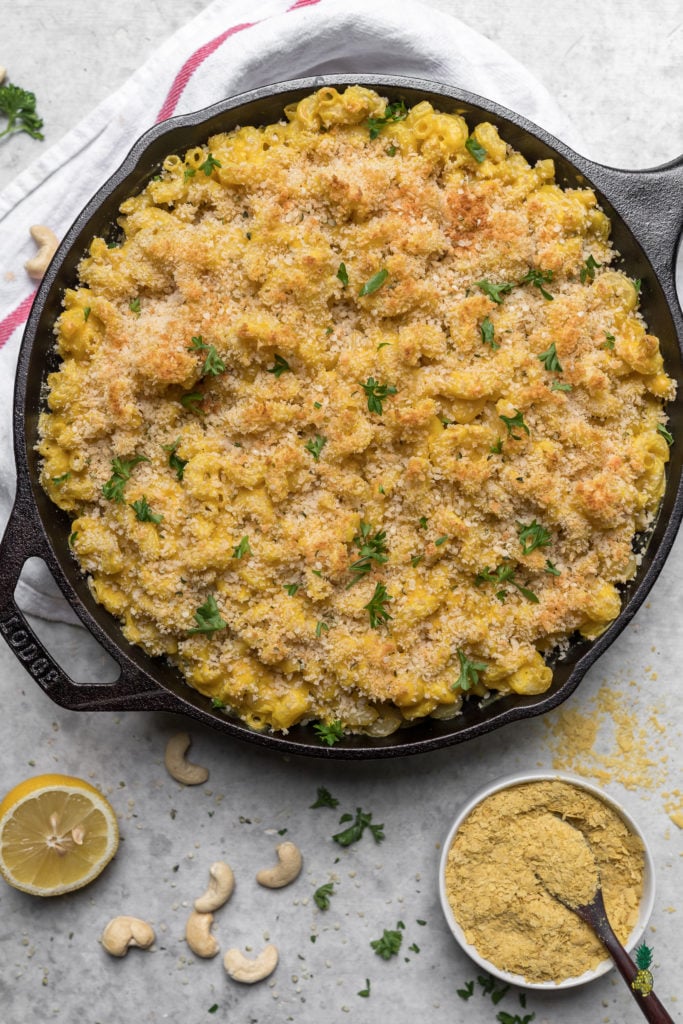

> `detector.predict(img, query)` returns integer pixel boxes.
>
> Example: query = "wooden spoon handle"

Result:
[598,928,674,1024]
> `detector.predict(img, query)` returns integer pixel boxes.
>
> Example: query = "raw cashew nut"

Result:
[185,910,219,958]
[24,225,59,281]
[223,944,278,984]
[101,916,155,957]
[256,841,302,889]
[164,732,209,785]
[194,861,235,913]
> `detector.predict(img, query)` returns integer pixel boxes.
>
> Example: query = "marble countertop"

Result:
[0,2,682,1022]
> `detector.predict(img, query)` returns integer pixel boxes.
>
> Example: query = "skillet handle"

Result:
[0,493,178,713]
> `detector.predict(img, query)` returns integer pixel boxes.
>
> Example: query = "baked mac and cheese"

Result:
[39,86,674,738]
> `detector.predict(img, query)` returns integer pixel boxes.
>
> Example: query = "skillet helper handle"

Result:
[0,495,175,712]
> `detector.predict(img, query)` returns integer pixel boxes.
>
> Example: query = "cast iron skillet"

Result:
[1,75,682,759]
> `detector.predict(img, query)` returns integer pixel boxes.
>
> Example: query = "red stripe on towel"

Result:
[0,290,37,350]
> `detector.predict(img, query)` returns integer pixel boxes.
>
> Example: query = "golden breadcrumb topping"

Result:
[39,86,674,738]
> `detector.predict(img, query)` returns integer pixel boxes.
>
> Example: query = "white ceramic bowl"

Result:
[438,769,656,990]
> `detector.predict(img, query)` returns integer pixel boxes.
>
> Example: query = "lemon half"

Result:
[0,773,119,896]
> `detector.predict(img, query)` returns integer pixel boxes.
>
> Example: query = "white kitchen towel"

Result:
[0,0,582,622]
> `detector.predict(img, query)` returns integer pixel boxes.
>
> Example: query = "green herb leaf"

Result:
[411,554,424,567]
[544,559,561,576]
[315,620,330,638]
[102,454,149,502]
[68,530,78,548]
[465,136,487,162]
[267,354,291,378]
[475,279,514,304]
[418,516,428,529]
[457,980,475,1001]
[310,786,339,809]
[183,167,196,181]
[51,472,70,486]
[189,335,226,376]
[129,297,141,315]
[633,277,642,295]
[188,594,227,635]
[208,1005,219,1014]
[337,262,349,287]
[283,583,299,596]
[130,495,163,524]
[200,153,222,176]
[377,342,391,351]
[550,381,573,392]
[359,269,389,296]
[603,331,616,350]
[454,649,487,691]
[162,438,188,481]
[489,438,504,455]
[480,316,499,349]
[537,341,563,372]
[313,882,334,910]
[180,391,204,416]
[211,698,227,709]
[359,377,397,415]
[347,521,389,587]
[83,307,91,322]
[499,409,529,439]
[580,254,601,283]
[517,519,551,555]
[367,101,408,140]
[364,582,393,629]
[370,926,403,960]
[333,806,384,846]
[313,401,322,409]
[0,82,44,141]
[519,267,554,300]
[313,720,344,746]
[357,979,371,998]
[434,535,448,547]
[232,536,252,559]
[657,423,674,446]
[305,434,327,462]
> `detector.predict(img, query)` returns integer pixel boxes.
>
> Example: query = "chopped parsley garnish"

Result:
[83,307,91,322]
[370,926,403,960]
[162,438,188,480]
[358,980,371,998]
[537,341,562,372]
[550,381,573,392]
[68,531,78,548]
[580,254,601,283]
[489,438,504,455]
[130,495,163,524]
[517,519,551,555]
[313,720,344,746]
[359,269,389,296]
[633,277,642,295]
[199,153,222,176]
[187,594,227,635]
[129,297,141,315]
[180,391,204,415]
[305,434,327,461]
[189,335,225,376]
[183,167,196,181]
[364,582,393,629]
[603,331,616,349]
[657,423,674,446]
[367,100,408,140]
[102,454,149,502]
[465,135,487,162]
[475,562,538,603]
[499,409,529,439]
[314,401,322,409]
[336,262,349,287]
[333,806,384,846]
[211,698,227,709]
[313,882,335,910]
[267,354,291,378]
[496,1014,535,1024]
[453,650,487,691]
[283,583,299,596]
[347,521,388,587]
[519,268,554,300]
[359,377,397,415]
[232,536,252,559]
[208,1005,219,1014]
[315,620,330,638]
[411,554,424,568]
[545,559,561,575]
[418,516,428,529]
[475,279,514,304]
[457,981,475,1001]
[434,535,448,547]
[310,786,339,809]
[51,472,70,486]
[480,316,499,349]
[0,82,44,140]
[409,943,420,953]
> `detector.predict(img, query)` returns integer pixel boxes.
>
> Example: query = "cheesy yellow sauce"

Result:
[39,86,674,737]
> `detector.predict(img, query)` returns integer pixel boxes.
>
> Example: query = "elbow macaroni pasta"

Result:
[38,86,674,737]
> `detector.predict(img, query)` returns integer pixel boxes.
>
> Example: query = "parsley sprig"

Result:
[267,354,291,378]
[305,434,327,462]
[537,341,562,372]
[370,923,403,959]
[310,786,339,809]
[162,438,188,481]
[580,254,601,283]
[360,377,397,415]
[347,521,388,587]
[475,279,514,304]
[475,562,539,603]
[0,82,44,141]
[189,335,225,376]
[102,455,149,503]
[367,101,408,140]
[333,807,384,846]
[364,582,393,628]
[188,594,227,635]
[520,268,554,300]
[480,316,499,350]
[130,495,163,524]
[517,519,551,555]
[232,536,252,559]
[313,720,344,746]
[465,136,487,162]
[313,882,335,910]
[359,269,389,296]
[453,650,487,691]
[499,410,529,439]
